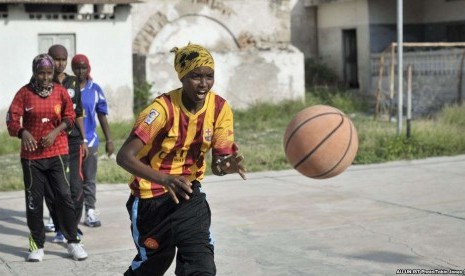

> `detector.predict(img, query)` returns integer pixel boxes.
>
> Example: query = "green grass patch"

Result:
[0,134,20,155]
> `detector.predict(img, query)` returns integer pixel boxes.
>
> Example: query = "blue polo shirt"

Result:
[81,79,108,147]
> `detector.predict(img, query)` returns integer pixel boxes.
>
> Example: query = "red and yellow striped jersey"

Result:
[129,88,237,198]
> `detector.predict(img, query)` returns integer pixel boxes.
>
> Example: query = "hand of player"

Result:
[21,130,38,151]
[219,152,247,180]
[162,175,193,204]
[82,143,89,159]
[40,129,59,148]
[106,140,115,157]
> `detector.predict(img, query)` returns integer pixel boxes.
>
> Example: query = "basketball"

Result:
[283,105,358,179]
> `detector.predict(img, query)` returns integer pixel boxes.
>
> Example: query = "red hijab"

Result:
[71,54,92,80]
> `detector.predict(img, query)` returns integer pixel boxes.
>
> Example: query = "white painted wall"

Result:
[317,0,370,91]
[0,4,134,132]
[148,16,238,53]
[318,0,369,27]
[131,0,292,49]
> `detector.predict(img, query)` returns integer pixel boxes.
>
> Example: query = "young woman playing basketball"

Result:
[117,43,246,275]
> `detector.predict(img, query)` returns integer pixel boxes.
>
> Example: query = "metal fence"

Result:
[371,47,465,117]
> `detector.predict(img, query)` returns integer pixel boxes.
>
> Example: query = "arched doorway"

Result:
[132,12,239,86]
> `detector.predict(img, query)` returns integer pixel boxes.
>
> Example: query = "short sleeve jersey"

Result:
[54,73,83,140]
[129,88,237,198]
[6,84,75,159]
[81,80,109,147]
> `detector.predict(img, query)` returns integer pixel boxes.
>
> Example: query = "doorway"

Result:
[343,29,359,88]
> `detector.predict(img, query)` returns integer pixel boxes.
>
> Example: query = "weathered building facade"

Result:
[1,0,306,130]
[0,0,136,126]
[131,0,305,110]
[292,0,465,115]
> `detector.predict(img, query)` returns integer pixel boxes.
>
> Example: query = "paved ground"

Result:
[1,155,465,276]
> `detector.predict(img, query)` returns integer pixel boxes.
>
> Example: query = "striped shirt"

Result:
[129,88,237,198]
[6,84,75,159]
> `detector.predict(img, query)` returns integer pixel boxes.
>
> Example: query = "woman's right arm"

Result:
[116,134,192,204]
[7,89,39,151]
[7,89,25,138]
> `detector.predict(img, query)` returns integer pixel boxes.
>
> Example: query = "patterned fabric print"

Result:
[30,54,55,98]
[6,85,75,159]
[171,44,215,80]
[128,89,237,199]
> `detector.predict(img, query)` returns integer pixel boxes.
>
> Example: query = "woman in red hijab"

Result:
[72,54,114,228]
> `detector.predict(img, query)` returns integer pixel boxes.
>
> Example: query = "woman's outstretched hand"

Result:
[219,152,247,180]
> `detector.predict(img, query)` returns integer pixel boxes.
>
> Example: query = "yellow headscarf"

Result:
[170,43,215,80]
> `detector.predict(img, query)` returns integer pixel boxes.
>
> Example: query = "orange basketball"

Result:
[283,105,358,179]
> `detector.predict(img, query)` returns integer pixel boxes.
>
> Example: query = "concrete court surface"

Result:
[0,155,464,276]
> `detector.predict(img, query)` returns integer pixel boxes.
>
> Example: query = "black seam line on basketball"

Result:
[311,118,353,178]
[293,113,344,170]
[284,112,342,153]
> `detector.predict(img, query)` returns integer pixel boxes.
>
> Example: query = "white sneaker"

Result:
[84,209,101,227]
[67,243,88,261]
[27,248,44,262]
[44,217,55,233]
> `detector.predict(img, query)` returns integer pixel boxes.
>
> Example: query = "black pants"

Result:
[124,181,216,276]
[45,140,84,230]
[21,155,79,249]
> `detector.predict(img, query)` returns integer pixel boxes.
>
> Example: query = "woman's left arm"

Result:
[98,113,114,156]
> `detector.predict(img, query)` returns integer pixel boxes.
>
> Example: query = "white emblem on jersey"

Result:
[42,118,50,123]
[144,109,160,125]
[67,88,75,98]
